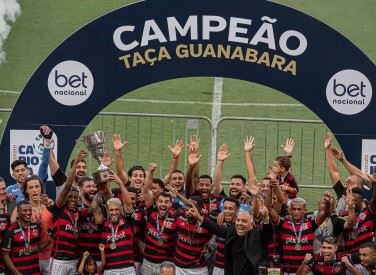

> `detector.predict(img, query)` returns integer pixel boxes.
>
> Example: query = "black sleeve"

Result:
[207,211,219,222]
[52,167,67,187]
[2,229,13,252]
[331,215,345,237]
[305,258,314,271]
[260,222,274,245]
[201,217,228,238]
[333,180,346,199]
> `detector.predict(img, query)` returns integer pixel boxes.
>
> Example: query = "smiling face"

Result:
[80,179,97,203]
[170,172,185,193]
[223,200,238,223]
[12,164,29,185]
[75,161,87,182]
[272,160,284,175]
[197,178,212,200]
[107,203,122,223]
[130,169,145,190]
[260,179,270,199]
[65,190,79,211]
[321,241,337,263]
[229,177,244,198]
[85,259,96,274]
[156,194,172,218]
[18,203,32,223]
[235,211,253,237]
[25,179,42,202]
[360,247,376,267]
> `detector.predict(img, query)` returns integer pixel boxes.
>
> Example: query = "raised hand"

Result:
[323,191,332,203]
[217,143,231,161]
[303,253,312,264]
[108,170,123,185]
[165,184,179,197]
[99,243,105,251]
[188,134,200,150]
[40,194,53,206]
[343,188,354,206]
[112,134,127,152]
[148,163,157,172]
[188,146,202,166]
[248,185,259,197]
[330,147,344,160]
[368,171,376,183]
[168,139,184,157]
[345,178,357,189]
[244,136,255,152]
[281,138,295,156]
[324,132,332,149]
[267,164,277,181]
[102,150,114,167]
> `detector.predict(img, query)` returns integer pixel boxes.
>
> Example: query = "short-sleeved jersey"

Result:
[49,203,80,260]
[219,199,251,214]
[2,222,41,275]
[130,206,144,262]
[100,217,134,271]
[339,206,376,254]
[0,214,10,271]
[173,210,211,268]
[78,205,101,261]
[305,252,350,274]
[144,205,178,263]
[276,217,318,273]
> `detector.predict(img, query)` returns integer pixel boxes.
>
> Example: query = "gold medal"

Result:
[351,233,358,240]
[88,225,94,233]
[157,237,164,246]
[295,243,301,251]
[110,242,117,250]
[24,248,31,256]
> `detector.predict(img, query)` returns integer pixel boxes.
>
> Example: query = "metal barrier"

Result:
[1,109,346,188]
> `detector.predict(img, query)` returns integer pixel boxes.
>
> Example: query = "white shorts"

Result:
[40,258,51,275]
[175,266,209,275]
[212,266,224,275]
[48,258,77,275]
[140,258,161,275]
[104,266,136,275]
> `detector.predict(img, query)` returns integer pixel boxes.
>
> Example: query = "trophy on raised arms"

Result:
[76,131,111,188]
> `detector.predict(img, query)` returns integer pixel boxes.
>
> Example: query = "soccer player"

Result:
[92,172,135,275]
[355,242,376,274]
[0,179,11,275]
[2,200,51,275]
[267,195,332,274]
[7,160,30,203]
[296,236,360,275]
[47,150,89,274]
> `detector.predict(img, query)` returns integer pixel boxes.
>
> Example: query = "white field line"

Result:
[0,90,304,107]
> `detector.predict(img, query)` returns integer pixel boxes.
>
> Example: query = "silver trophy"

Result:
[76,131,111,188]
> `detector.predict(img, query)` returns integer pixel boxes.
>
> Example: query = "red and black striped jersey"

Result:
[0,214,10,271]
[49,204,81,260]
[305,252,350,274]
[100,217,134,271]
[276,217,318,273]
[78,206,101,262]
[131,206,144,262]
[339,206,376,254]
[144,205,177,263]
[173,210,212,268]
[278,173,298,199]
[2,222,41,275]
[214,223,231,269]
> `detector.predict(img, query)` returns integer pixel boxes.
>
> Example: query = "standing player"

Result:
[2,200,51,275]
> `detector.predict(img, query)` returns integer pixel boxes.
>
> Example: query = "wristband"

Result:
[348,205,355,209]
[173,155,179,160]
[286,155,292,158]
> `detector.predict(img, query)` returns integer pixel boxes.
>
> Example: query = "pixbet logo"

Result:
[48,60,94,106]
[326,69,372,115]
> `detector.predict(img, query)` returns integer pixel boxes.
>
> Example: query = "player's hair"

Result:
[23,175,46,199]
[223,197,240,209]
[77,176,94,188]
[11,160,28,171]
[198,175,213,184]
[107,198,122,206]
[275,156,291,170]
[128,165,146,178]
[230,174,246,185]
[70,158,86,169]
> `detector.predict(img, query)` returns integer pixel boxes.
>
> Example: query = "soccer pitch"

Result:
[0,0,375,210]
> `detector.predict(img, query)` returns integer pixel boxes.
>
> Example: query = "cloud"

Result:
[0,0,21,65]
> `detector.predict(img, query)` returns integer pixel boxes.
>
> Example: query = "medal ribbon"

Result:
[110,221,119,243]
[290,221,304,245]
[354,208,364,235]
[331,254,337,275]
[81,202,92,229]
[187,221,197,245]
[67,210,78,235]
[156,211,169,239]
[18,222,30,250]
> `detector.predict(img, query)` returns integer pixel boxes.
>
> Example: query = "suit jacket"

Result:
[201,218,274,275]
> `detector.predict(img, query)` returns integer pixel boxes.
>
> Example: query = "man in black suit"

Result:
[188,203,273,275]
